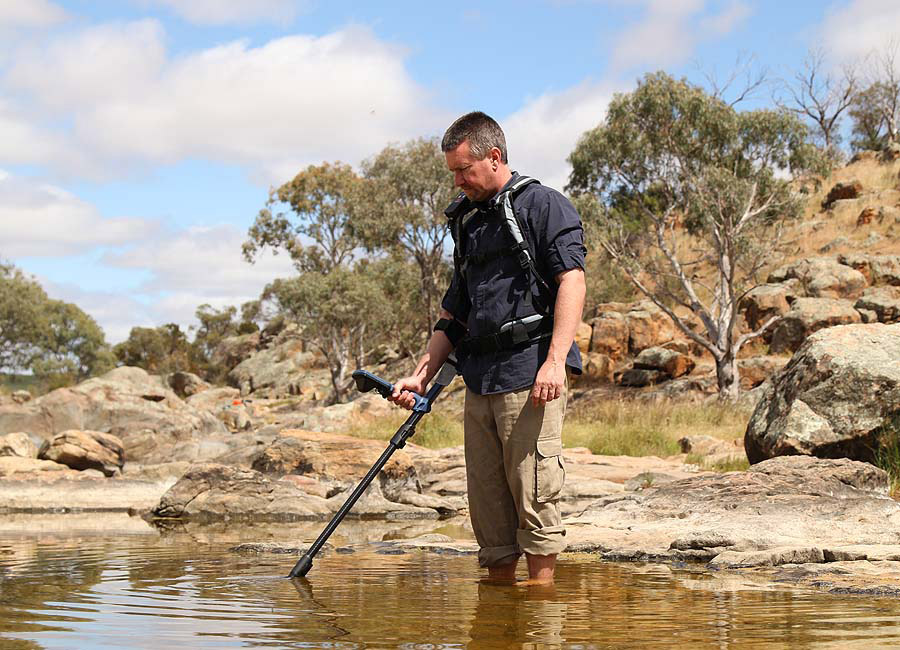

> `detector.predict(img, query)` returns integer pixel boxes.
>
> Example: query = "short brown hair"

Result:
[441,111,508,163]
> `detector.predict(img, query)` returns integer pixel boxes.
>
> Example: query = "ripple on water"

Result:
[3,532,900,648]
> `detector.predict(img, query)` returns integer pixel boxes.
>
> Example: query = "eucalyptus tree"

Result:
[1,261,112,386]
[567,72,824,400]
[353,137,457,340]
[244,163,394,402]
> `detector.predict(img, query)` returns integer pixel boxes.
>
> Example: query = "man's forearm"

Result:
[411,309,457,386]
[546,269,586,365]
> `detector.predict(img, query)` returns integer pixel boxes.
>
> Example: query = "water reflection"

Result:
[3,517,900,648]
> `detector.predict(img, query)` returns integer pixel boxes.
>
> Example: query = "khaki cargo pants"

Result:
[464,382,567,568]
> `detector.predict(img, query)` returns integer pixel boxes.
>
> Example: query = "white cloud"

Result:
[142,0,305,26]
[1,22,448,183]
[102,224,295,329]
[0,171,157,257]
[39,279,156,344]
[820,0,900,62]
[504,80,623,192]
[0,0,67,28]
[610,0,751,71]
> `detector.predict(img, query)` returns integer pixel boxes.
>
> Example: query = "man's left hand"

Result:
[532,358,565,407]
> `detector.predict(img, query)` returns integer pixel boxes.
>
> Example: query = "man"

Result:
[390,112,586,583]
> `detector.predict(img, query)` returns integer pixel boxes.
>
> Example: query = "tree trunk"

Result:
[714,351,740,401]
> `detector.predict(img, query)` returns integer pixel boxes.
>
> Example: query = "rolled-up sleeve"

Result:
[536,191,586,278]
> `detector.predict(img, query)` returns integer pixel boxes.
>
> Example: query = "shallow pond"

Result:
[3,514,900,648]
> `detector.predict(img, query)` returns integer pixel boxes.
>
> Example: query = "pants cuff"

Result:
[477,544,521,568]
[517,526,567,556]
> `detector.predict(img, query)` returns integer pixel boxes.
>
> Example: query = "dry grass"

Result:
[564,398,751,458]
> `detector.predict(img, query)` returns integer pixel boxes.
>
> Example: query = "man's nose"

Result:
[454,172,465,187]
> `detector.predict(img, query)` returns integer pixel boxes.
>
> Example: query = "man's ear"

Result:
[489,147,503,169]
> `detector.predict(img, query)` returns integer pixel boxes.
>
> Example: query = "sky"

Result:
[1,0,898,343]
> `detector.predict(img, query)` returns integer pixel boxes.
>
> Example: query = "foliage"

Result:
[850,44,900,151]
[244,162,362,273]
[354,138,456,339]
[567,71,825,400]
[264,266,393,402]
[113,324,193,375]
[0,262,113,387]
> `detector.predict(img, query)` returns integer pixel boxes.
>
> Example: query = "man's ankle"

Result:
[487,560,518,580]
[525,553,556,582]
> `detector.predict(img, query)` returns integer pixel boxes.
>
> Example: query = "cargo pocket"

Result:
[535,438,565,503]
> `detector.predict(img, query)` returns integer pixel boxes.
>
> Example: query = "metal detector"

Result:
[287,358,457,579]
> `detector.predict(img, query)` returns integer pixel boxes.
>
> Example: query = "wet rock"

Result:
[152,463,333,521]
[767,257,867,300]
[745,323,900,464]
[38,430,125,476]
[768,297,862,353]
[854,286,900,323]
[0,432,38,458]
[566,456,899,562]
[709,546,825,569]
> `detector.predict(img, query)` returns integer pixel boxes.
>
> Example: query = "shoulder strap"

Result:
[496,176,555,315]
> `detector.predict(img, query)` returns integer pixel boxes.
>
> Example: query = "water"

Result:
[3,515,900,648]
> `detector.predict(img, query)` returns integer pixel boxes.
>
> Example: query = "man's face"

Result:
[445,140,501,202]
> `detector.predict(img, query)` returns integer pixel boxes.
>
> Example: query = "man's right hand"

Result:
[389,376,426,410]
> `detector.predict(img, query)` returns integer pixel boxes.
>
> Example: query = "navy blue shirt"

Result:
[441,173,586,395]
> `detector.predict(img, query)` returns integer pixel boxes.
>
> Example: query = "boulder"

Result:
[10,390,31,404]
[250,429,419,500]
[227,335,318,398]
[581,352,614,383]
[0,456,78,478]
[0,367,226,465]
[166,371,210,398]
[822,180,863,208]
[769,297,862,353]
[567,456,900,563]
[633,346,695,379]
[855,286,900,323]
[737,356,787,390]
[588,312,629,360]
[767,257,867,300]
[38,430,125,476]
[839,254,900,287]
[0,432,38,458]
[211,332,260,374]
[575,321,592,357]
[618,368,666,387]
[625,302,677,354]
[151,463,332,521]
[856,206,877,226]
[745,323,900,464]
[739,282,800,334]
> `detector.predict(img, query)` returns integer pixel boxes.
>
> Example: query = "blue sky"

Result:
[0,0,896,342]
